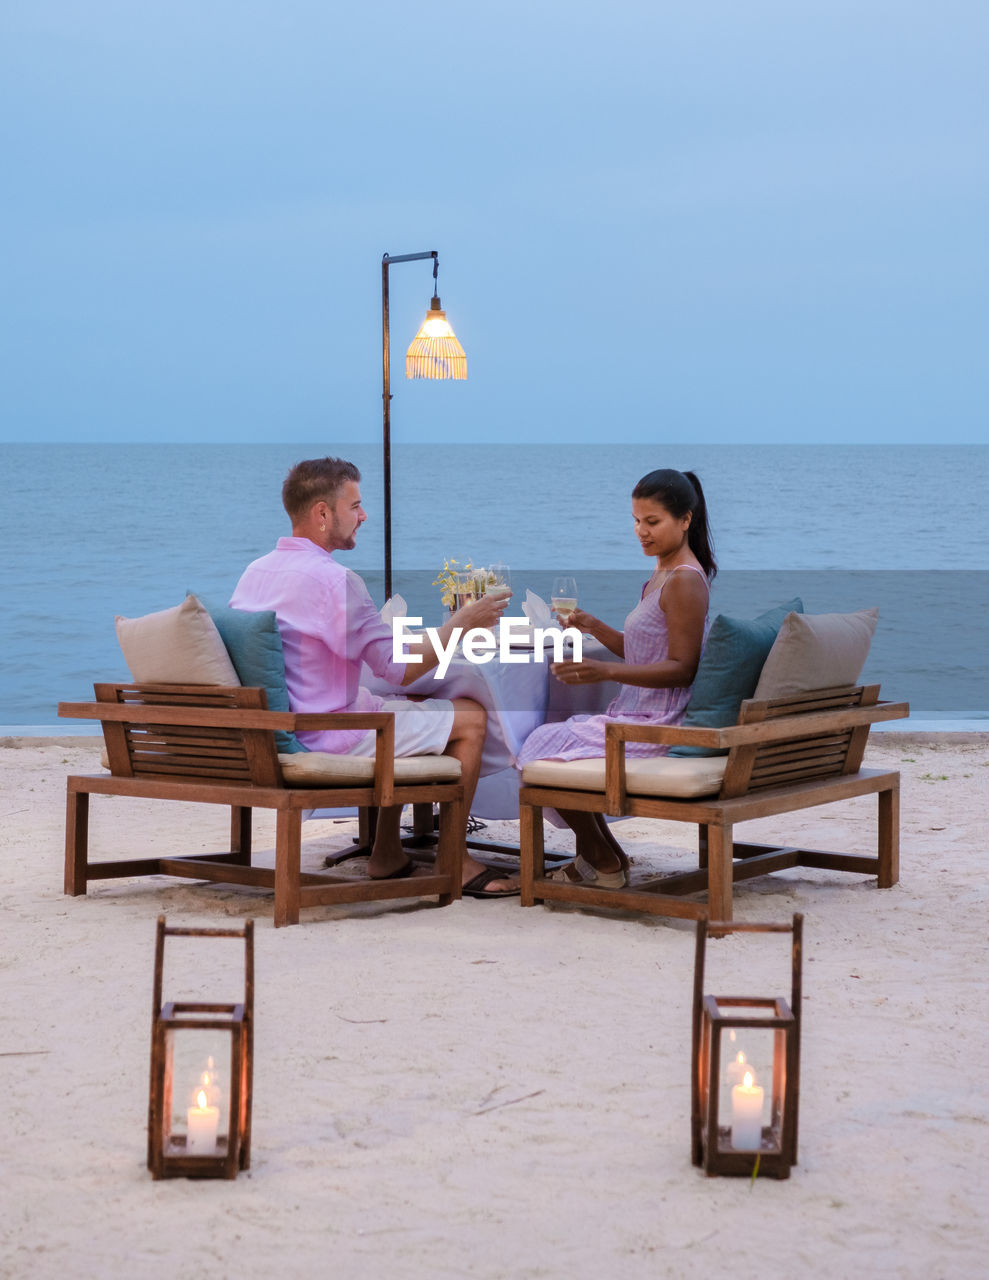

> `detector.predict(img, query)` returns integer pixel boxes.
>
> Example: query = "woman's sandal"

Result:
[548,853,627,890]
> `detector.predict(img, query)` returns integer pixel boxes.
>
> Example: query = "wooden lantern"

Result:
[148,917,254,1180]
[691,914,802,1179]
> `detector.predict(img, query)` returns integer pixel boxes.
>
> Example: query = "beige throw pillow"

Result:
[115,595,240,685]
[753,607,878,701]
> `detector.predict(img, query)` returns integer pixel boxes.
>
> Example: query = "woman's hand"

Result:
[553,605,594,631]
[452,591,512,630]
[554,608,625,658]
[550,657,613,685]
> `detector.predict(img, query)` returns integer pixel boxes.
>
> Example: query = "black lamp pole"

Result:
[381,250,439,600]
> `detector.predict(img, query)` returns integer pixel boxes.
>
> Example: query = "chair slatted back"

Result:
[720,684,878,799]
[95,683,282,788]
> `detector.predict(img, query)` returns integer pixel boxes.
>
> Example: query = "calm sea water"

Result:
[2,443,986,728]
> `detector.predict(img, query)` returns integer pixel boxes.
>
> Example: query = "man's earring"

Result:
[320,523,326,532]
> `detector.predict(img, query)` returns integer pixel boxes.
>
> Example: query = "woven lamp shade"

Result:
[406,297,467,380]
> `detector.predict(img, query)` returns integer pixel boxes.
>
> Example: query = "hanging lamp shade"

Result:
[406,296,467,380]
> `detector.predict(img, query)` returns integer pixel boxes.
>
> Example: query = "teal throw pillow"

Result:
[191,594,308,755]
[669,599,804,758]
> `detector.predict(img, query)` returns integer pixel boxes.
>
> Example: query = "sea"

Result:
[2,443,986,733]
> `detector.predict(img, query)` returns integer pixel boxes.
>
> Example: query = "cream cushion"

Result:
[115,595,240,685]
[522,754,727,799]
[99,747,462,785]
[753,607,878,701]
[278,751,462,786]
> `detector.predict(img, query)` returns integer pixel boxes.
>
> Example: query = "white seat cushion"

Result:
[521,754,726,799]
[100,746,462,786]
[278,751,461,787]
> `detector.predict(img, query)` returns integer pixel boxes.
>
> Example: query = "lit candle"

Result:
[187,1088,219,1156]
[731,1070,764,1151]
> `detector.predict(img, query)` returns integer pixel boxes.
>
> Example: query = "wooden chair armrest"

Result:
[293,714,396,807]
[600,698,909,811]
[718,700,910,746]
[57,702,394,732]
[605,722,726,748]
[602,721,727,814]
[57,702,399,807]
[605,700,909,751]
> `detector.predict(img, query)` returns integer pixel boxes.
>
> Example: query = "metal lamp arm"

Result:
[381,250,441,600]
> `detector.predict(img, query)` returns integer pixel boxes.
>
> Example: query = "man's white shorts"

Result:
[350,697,455,759]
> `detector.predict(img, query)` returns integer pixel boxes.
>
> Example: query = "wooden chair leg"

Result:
[878,781,900,888]
[519,803,543,907]
[274,810,302,927]
[230,806,252,865]
[434,793,464,905]
[64,785,90,896]
[411,802,435,838]
[358,806,377,847]
[698,824,709,869]
[706,822,733,921]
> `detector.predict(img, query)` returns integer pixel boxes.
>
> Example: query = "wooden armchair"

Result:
[520,684,909,921]
[58,683,465,926]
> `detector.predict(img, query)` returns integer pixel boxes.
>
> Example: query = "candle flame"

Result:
[736,1051,746,1065]
[743,1071,754,1089]
[196,1089,208,1110]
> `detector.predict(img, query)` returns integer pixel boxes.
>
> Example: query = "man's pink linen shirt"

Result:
[229,537,407,753]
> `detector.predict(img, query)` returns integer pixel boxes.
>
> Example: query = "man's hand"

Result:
[451,592,512,630]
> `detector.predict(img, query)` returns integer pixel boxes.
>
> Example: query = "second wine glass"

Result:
[550,576,578,624]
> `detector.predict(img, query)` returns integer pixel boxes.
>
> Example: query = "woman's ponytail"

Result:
[682,471,717,580]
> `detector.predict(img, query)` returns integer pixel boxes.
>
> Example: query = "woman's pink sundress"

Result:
[516,564,710,765]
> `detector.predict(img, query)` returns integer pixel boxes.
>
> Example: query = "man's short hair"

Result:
[282,457,361,522]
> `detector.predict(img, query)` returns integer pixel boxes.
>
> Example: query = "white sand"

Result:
[1,735,987,1280]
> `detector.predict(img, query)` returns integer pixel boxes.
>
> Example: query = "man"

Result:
[230,456,517,898]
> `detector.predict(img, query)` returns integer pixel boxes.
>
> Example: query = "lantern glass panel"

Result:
[717,1023,783,1151]
[165,1027,233,1157]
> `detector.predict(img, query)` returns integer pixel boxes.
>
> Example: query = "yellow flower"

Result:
[433,557,481,609]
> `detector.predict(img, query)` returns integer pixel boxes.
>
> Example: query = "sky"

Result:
[1,0,986,444]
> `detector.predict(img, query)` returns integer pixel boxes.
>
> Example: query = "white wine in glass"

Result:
[551,576,578,623]
[487,562,512,601]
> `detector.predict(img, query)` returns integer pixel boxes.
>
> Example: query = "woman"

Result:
[516,468,716,888]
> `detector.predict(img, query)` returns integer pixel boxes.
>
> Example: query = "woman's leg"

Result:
[555,808,628,874]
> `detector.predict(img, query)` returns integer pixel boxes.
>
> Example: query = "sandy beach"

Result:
[1,733,987,1280]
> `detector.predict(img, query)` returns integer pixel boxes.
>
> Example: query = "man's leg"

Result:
[440,697,516,893]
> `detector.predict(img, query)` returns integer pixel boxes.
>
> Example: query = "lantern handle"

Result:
[151,915,255,1018]
[696,914,804,1010]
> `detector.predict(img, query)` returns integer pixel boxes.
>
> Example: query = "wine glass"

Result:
[487,562,512,602]
[454,571,477,610]
[551,576,578,624]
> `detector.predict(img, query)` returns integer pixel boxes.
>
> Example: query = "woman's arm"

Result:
[559,607,625,657]
[552,572,707,688]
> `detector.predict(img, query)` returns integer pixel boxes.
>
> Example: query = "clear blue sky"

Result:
[2,0,986,444]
